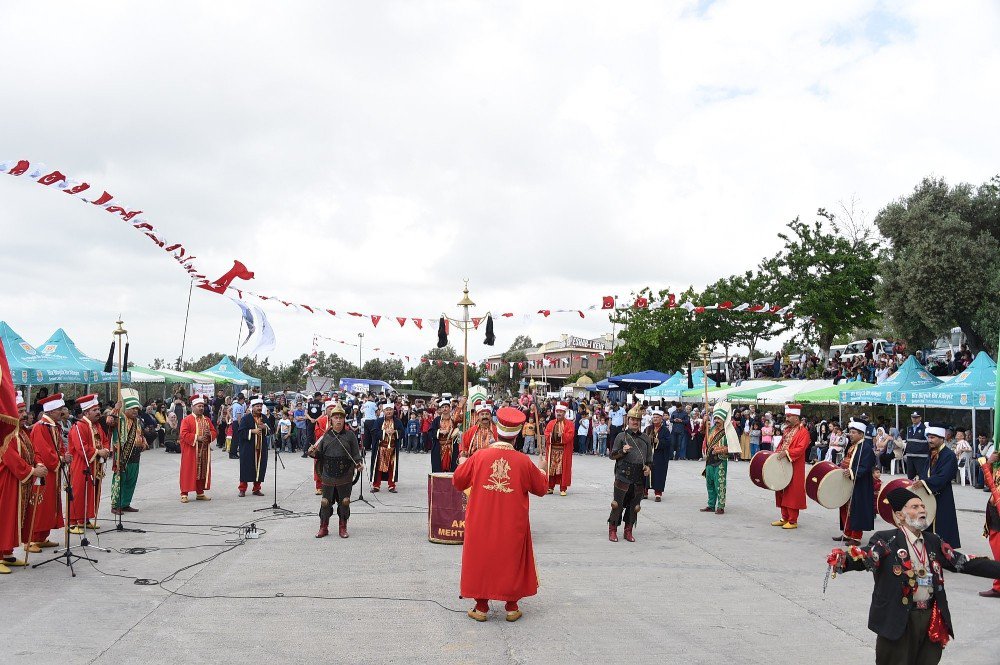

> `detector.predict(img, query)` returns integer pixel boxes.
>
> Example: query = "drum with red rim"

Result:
[749,450,793,491]
[877,477,937,526]
[427,472,467,544]
[806,461,854,508]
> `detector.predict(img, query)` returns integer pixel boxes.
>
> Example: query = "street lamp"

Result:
[358,332,364,374]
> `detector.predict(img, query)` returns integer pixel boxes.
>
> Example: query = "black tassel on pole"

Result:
[687,362,694,390]
[122,342,130,369]
[484,314,495,346]
[103,341,116,374]
[437,317,448,348]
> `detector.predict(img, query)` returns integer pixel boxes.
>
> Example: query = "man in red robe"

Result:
[453,406,547,622]
[1,392,47,573]
[179,395,217,503]
[772,403,810,530]
[312,400,338,496]
[68,394,110,534]
[459,403,498,463]
[27,393,69,550]
[541,401,575,495]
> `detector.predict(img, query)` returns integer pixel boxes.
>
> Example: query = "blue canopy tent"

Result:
[645,369,706,399]
[592,379,619,391]
[0,321,53,385]
[907,352,997,442]
[34,328,128,384]
[339,377,392,393]
[840,355,944,432]
[200,356,262,388]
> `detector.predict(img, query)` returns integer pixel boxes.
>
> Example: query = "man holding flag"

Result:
[700,403,736,515]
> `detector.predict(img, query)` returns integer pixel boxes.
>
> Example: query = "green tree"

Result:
[876,176,1000,354]
[360,358,406,382]
[762,210,880,356]
[698,271,791,368]
[609,286,703,374]
[413,345,480,395]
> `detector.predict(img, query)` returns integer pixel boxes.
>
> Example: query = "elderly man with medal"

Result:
[827,486,1000,664]
[236,397,270,497]
[607,403,652,543]
[179,395,217,503]
[309,403,363,539]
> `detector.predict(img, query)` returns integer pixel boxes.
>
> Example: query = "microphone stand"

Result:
[33,461,101,575]
[254,443,291,515]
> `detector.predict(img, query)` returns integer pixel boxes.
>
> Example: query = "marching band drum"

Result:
[877,477,937,526]
[749,450,793,491]
[805,461,854,509]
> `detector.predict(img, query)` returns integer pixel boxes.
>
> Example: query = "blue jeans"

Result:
[524,435,536,454]
[597,434,608,456]
[407,433,419,452]
[672,432,687,460]
[750,443,760,457]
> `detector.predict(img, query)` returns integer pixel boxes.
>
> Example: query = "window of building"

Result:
[581,357,589,369]
[597,359,604,369]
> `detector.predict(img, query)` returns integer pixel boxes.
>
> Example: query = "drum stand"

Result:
[254,445,292,515]
[33,464,105,576]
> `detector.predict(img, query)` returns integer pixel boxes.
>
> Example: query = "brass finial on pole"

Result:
[698,338,711,421]
[457,279,476,403]
[114,318,128,401]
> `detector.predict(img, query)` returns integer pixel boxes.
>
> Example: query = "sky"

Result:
[2,1,999,372]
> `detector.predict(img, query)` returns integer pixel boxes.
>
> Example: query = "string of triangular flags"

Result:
[2,159,794,323]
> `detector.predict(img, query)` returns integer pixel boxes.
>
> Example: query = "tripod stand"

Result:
[99,456,144,535]
[33,462,103,576]
[254,444,292,515]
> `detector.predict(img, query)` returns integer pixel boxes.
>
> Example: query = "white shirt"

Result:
[875,367,891,384]
[609,408,625,427]
[578,417,590,436]
[362,400,377,420]
[278,418,292,437]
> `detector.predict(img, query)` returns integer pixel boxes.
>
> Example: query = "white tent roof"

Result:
[756,379,832,405]
[679,379,779,403]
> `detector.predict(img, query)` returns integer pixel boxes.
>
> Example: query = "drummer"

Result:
[771,404,811,530]
[914,423,962,548]
[832,421,879,546]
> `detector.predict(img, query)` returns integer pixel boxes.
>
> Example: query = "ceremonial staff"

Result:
[440,280,494,429]
[104,319,141,534]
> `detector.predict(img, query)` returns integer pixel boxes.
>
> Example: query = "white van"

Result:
[839,339,891,363]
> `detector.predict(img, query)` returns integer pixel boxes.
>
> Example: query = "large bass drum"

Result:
[749,450,793,491]
[877,478,937,526]
[806,461,854,508]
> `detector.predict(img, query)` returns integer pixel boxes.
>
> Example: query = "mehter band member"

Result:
[309,404,362,539]
[236,398,269,497]
[827,487,1000,664]
[68,394,110,533]
[430,400,460,473]
[370,403,403,492]
[453,406,547,622]
[179,395,216,503]
[27,393,68,550]
[916,424,960,548]
[541,401,574,496]
[1,393,47,572]
[700,404,730,515]
[771,403,810,530]
[832,421,879,546]
[646,408,670,502]
[110,389,148,516]
[460,402,497,463]
[608,403,652,543]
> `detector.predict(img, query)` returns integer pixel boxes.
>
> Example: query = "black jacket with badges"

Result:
[840,528,1000,640]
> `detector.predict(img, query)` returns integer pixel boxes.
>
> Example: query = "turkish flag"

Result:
[396,317,406,327]
[197,260,255,294]
[667,293,676,308]
[412,318,423,329]
[719,301,733,310]
[635,297,649,309]
[694,306,706,314]
[538,310,550,317]
[602,296,615,309]
[371,315,381,327]
[472,317,483,329]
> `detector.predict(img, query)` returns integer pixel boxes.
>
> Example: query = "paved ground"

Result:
[2,446,998,665]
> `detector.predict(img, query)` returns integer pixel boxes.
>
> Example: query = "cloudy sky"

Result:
[2,1,998,372]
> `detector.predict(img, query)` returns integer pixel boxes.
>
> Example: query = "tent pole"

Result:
[178,278,194,371]
[895,404,899,436]
[972,408,977,448]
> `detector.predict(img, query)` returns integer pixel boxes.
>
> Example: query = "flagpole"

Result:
[178,279,194,372]
[993,329,1000,453]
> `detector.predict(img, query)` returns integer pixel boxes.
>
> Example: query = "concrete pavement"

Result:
[2,445,998,664]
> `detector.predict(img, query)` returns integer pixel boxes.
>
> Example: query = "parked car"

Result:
[839,338,891,363]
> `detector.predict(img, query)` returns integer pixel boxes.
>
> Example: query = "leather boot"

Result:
[624,524,635,542]
[338,519,348,538]
[315,519,329,538]
[608,525,618,542]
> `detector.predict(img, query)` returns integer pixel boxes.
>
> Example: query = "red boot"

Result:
[315,519,329,538]
[338,519,349,538]
[624,525,635,542]
[608,525,618,542]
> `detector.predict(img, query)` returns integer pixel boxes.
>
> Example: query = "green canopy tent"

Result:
[200,356,261,388]
[727,383,786,403]
[797,381,876,404]
[677,379,780,404]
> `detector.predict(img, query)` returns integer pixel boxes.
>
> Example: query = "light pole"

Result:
[358,332,364,375]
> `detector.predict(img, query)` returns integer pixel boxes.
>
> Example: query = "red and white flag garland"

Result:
[2,158,795,325]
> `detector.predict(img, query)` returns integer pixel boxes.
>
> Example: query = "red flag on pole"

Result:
[602,296,615,309]
[0,339,20,453]
[635,297,649,309]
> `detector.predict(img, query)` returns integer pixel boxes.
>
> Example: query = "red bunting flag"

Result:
[326,309,336,316]
[371,315,381,327]
[302,305,314,313]
[348,312,363,317]
[396,317,406,327]
[412,318,423,329]
[538,310,551,317]
[719,301,733,310]
[667,293,676,308]
[472,317,483,329]
[501,313,514,317]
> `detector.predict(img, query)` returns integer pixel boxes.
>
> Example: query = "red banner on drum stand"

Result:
[428,472,467,544]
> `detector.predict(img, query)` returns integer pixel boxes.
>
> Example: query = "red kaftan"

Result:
[775,424,810,511]
[68,417,104,523]
[179,414,217,494]
[0,429,33,552]
[453,443,547,601]
[29,416,64,536]
[542,419,575,488]
[460,424,498,457]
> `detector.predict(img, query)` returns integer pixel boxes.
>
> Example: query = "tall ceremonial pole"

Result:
[994,329,1000,454]
[699,339,710,419]
[458,281,474,405]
